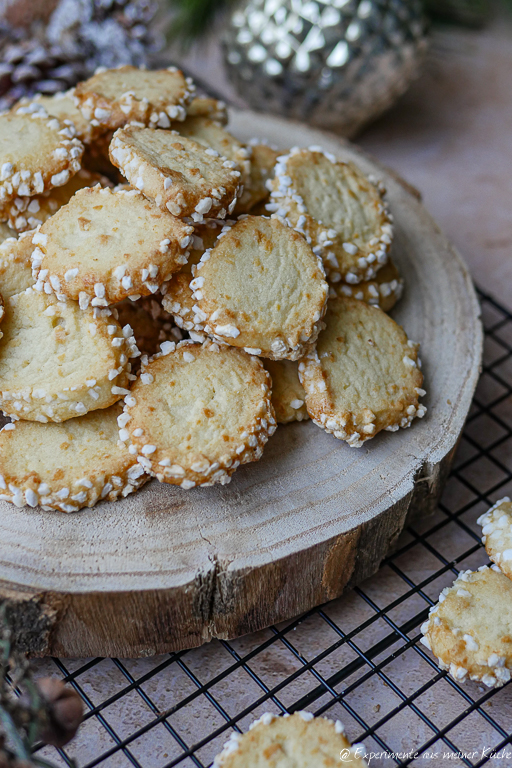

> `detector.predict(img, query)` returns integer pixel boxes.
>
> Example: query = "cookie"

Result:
[330,258,403,313]
[0,405,148,513]
[192,216,328,361]
[81,130,124,182]
[3,169,111,233]
[268,148,392,284]
[264,360,309,424]
[186,97,228,125]
[299,297,426,447]
[235,142,280,214]
[74,65,195,130]
[161,219,224,338]
[0,111,84,205]
[114,296,180,360]
[0,288,137,422]
[175,115,251,189]
[213,712,367,767]
[31,185,193,306]
[477,497,512,579]
[0,231,36,298]
[109,125,242,221]
[420,566,512,688]
[119,340,276,488]
[13,89,102,144]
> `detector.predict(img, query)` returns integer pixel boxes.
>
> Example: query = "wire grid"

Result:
[30,288,512,768]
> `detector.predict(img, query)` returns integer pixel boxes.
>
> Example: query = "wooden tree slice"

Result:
[0,112,482,658]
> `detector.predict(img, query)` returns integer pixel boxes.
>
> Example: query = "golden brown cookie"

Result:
[75,65,195,130]
[31,185,193,306]
[0,405,148,513]
[192,216,328,360]
[186,97,228,125]
[330,258,403,313]
[13,89,103,144]
[264,359,309,424]
[268,148,392,284]
[299,297,426,447]
[109,125,242,221]
[0,111,84,205]
[213,712,367,767]
[119,340,276,488]
[235,142,280,214]
[0,230,36,298]
[421,566,512,688]
[0,289,136,422]
[477,498,512,579]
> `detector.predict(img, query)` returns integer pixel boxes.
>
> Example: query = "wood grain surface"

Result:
[0,112,482,658]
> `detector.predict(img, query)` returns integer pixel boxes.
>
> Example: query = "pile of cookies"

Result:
[0,65,426,513]
[421,497,512,689]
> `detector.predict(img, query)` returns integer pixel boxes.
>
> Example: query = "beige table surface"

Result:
[33,19,512,768]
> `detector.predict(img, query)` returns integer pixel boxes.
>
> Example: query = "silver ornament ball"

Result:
[223,0,428,137]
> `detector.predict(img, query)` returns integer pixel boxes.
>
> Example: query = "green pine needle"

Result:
[167,0,239,43]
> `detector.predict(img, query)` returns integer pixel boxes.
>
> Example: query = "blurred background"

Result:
[0,0,509,304]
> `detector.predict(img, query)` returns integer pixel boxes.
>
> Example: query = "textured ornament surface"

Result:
[223,0,428,136]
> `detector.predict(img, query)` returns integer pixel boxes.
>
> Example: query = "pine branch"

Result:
[166,0,239,44]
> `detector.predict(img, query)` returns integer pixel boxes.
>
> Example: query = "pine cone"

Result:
[36,677,84,748]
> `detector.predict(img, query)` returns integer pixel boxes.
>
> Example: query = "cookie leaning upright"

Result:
[120,340,276,489]
[192,216,328,360]
[74,65,195,130]
[268,148,392,284]
[0,289,136,422]
[0,111,84,205]
[213,712,367,767]
[0,405,148,513]
[477,497,512,579]
[299,297,426,447]
[0,231,36,298]
[109,126,242,221]
[31,185,193,306]
[264,360,309,424]
[420,566,512,688]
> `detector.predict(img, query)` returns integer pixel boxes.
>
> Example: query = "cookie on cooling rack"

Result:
[74,65,195,130]
[213,711,367,767]
[13,89,102,145]
[3,169,111,233]
[420,566,512,688]
[119,340,276,489]
[31,185,193,306]
[0,230,36,297]
[0,405,148,513]
[0,289,136,422]
[0,111,83,205]
[161,219,224,338]
[330,258,403,313]
[109,126,242,221]
[477,498,512,579]
[268,148,392,285]
[264,360,309,424]
[299,297,426,447]
[186,97,228,125]
[191,216,328,360]
[235,142,280,214]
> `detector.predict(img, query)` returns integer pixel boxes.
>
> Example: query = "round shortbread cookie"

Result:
[74,65,195,130]
[330,258,403,313]
[13,89,102,144]
[299,297,426,447]
[114,296,180,360]
[0,289,137,422]
[235,142,280,215]
[213,712,367,767]
[120,340,276,489]
[175,115,251,190]
[420,566,512,688]
[161,219,224,338]
[477,497,512,579]
[186,97,228,125]
[31,185,193,306]
[264,360,309,424]
[0,111,84,205]
[192,216,328,361]
[268,147,393,284]
[0,231,36,298]
[3,169,111,233]
[109,126,242,222]
[0,405,148,513]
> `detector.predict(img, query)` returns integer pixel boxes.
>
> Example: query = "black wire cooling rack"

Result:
[32,288,512,768]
